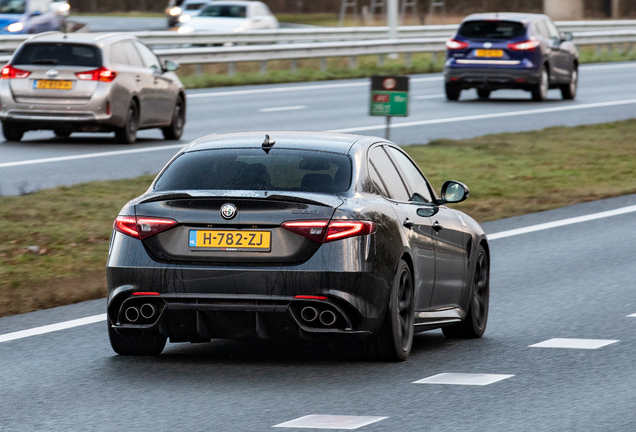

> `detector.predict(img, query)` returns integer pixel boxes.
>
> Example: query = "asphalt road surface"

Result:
[0,61,635,195]
[2,193,636,431]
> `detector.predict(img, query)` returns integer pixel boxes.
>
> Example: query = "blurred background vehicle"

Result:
[50,0,69,17]
[166,0,209,28]
[178,0,278,33]
[0,32,186,143]
[444,13,579,101]
[0,0,59,34]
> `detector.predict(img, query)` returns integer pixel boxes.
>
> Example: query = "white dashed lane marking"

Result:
[529,338,619,349]
[258,105,307,113]
[627,313,636,317]
[413,373,514,386]
[273,415,388,430]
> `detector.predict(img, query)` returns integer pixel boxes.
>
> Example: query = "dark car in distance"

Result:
[107,132,490,361]
[444,13,579,101]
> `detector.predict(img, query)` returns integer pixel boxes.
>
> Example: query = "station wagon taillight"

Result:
[446,39,469,50]
[1,65,30,79]
[282,220,376,243]
[76,66,117,82]
[114,216,177,240]
[507,40,540,51]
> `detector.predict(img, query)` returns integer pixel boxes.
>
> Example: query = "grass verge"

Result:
[2,120,636,317]
[178,48,636,89]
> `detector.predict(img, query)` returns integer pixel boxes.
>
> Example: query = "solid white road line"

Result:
[487,205,636,240]
[5,97,636,169]
[3,202,636,342]
[0,314,106,343]
[0,144,186,169]
[581,63,636,71]
[259,105,307,113]
[187,76,442,99]
[329,98,636,133]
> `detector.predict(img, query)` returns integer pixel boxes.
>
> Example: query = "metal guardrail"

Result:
[0,20,635,51]
[0,22,634,74]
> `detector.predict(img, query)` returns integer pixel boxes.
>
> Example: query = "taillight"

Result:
[282,220,376,243]
[1,64,30,79]
[507,40,540,51]
[114,215,177,240]
[446,39,469,50]
[324,221,376,242]
[281,221,328,243]
[76,66,117,82]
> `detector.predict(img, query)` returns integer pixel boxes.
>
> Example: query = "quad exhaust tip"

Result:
[125,306,139,323]
[319,310,337,326]
[300,306,318,323]
[140,303,156,319]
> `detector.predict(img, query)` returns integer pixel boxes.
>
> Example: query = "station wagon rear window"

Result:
[12,43,102,67]
[458,20,526,39]
[155,149,352,193]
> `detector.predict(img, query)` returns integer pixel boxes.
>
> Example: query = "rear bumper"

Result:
[444,60,542,90]
[107,233,392,341]
[0,80,126,131]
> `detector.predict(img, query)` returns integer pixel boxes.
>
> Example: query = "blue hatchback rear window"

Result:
[458,20,526,40]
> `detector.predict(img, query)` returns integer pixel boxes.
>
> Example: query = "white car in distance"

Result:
[178,0,278,33]
[50,0,69,17]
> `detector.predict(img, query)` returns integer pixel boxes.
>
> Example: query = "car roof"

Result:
[461,12,548,24]
[201,0,260,5]
[185,131,379,155]
[23,32,137,45]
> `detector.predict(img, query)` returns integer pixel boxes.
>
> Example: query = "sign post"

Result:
[370,75,409,141]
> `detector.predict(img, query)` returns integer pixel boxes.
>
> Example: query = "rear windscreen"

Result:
[458,20,526,40]
[199,5,246,18]
[154,149,352,194]
[12,43,102,67]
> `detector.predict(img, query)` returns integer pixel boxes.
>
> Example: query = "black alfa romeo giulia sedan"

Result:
[107,132,490,361]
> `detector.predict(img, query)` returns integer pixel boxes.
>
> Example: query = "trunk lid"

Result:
[136,193,343,265]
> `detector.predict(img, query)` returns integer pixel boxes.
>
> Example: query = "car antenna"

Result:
[262,134,275,153]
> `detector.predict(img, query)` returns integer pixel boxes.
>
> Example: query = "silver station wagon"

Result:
[0,32,186,143]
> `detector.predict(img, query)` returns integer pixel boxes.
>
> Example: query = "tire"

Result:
[442,244,489,339]
[365,260,415,361]
[162,97,185,140]
[54,130,71,138]
[2,122,24,142]
[477,89,491,99]
[445,83,461,101]
[531,66,549,101]
[115,101,139,144]
[108,322,166,356]
[561,66,578,100]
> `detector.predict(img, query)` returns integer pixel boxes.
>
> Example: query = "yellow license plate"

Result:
[475,49,504,58]
[189,230,271,251]
[34,80,73,90]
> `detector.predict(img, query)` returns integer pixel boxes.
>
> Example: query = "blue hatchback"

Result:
[444,13,579,101]
[0,0,59,35]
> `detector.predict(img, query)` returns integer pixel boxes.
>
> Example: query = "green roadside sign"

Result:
[370,76,409,117]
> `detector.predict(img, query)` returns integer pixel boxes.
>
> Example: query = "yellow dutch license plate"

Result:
[34,80,73,90]
[475,49,504,58]
[189,230,271,251]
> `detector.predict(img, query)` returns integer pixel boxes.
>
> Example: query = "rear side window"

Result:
[154,149,352,194]
[13,43,102,67]
[368,146,409,201]
[458,20,526,40]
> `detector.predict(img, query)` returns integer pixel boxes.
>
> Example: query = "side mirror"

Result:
[439,180,469,204]
[163,59,179,72]
[30,10,42,17]
[561,32,573,42]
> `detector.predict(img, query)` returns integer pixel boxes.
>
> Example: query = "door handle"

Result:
[403,218,414,229]
[433,221,443,232]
